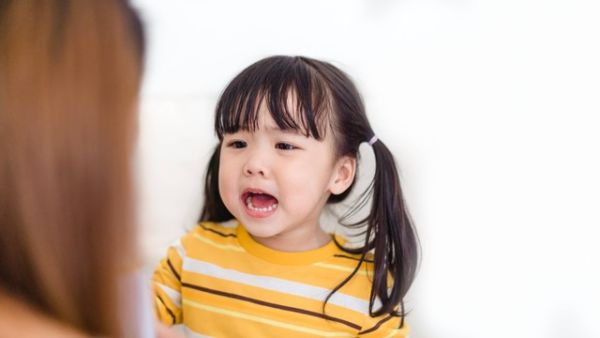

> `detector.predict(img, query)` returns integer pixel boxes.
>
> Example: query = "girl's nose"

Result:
[244,166,265,176]
[243,156,269,177]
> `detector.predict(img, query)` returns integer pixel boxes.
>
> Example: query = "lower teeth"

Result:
[246,196,278,212]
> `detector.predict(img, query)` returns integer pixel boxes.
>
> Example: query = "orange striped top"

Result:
[152,221,409,337]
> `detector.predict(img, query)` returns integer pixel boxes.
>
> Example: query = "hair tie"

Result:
[368,135,378,146]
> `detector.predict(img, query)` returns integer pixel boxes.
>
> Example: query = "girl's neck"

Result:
[250,225,332,252]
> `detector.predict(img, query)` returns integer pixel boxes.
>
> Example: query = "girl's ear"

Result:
[330,156,357,195]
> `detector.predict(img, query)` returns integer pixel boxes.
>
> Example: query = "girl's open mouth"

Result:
[241,191,278,217]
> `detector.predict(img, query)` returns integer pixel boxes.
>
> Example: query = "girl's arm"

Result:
[152,240,185,325]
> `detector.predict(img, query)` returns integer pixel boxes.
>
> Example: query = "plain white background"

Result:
[132,0,600,337]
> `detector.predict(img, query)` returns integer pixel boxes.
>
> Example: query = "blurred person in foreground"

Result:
[0,1,180,337]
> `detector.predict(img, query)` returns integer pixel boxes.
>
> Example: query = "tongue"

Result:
[251,193,277,208]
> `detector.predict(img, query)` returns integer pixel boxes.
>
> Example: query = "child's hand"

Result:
[155,323,185,338]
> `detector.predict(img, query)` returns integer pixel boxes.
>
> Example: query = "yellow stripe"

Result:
[313,262,369,276]
[183,299,355,337]
[383,329,403,338]
[191,233,244,252]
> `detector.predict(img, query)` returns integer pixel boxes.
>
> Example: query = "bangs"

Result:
[215,56,334,140]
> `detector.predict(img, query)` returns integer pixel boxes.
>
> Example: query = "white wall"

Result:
[132,0,600,337]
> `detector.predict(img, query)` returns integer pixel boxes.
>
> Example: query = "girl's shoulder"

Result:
[323,235,377,279]
[178,220,241,252]
[330,235,376,264]
[191,220,239,237]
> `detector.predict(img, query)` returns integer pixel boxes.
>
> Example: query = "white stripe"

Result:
[191,233,244,252]
[158,284,182,308]
[183,325,212,338]
[183,258,371,315]
[171,239,186,259]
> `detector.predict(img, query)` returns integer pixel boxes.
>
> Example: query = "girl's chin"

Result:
[243,224,284,241]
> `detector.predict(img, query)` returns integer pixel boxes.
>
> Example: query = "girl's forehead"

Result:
[250,110,305,136]
[218,88,332,140]
[253,99,306,133]
[255,103,280,128]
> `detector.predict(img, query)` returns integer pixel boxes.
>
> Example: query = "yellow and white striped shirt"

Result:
[152,222,409,337]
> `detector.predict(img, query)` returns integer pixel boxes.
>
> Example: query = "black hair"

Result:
[200,56,419,323]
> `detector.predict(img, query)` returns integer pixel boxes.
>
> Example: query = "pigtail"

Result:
[328,139,418,323]
[199,144,233,222]
[366,139,418,318]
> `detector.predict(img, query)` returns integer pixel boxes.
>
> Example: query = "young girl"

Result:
[153,56,418,337]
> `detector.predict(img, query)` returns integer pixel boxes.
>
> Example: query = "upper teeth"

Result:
[246,196,278,212]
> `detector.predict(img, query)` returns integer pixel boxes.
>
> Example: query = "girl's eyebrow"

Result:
[265,125,304,136]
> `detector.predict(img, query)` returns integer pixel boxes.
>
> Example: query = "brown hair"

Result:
[0,0,144,337]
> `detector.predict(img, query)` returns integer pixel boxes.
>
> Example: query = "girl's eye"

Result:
[275,142,297,151]
[227,140,247,149]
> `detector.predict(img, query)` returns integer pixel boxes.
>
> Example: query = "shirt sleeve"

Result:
[151,239,185,325]
[357,312,410,338]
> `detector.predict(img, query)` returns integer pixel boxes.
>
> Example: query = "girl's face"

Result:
[218,105,356,251]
